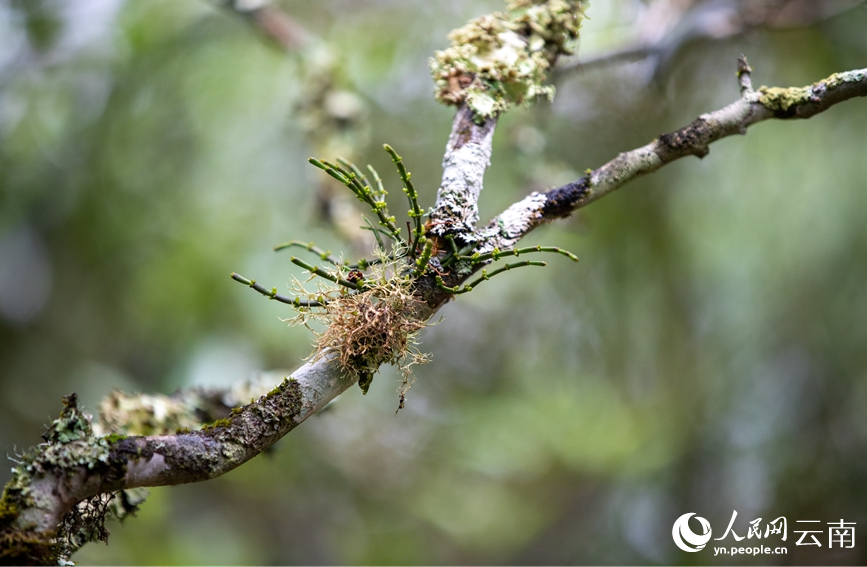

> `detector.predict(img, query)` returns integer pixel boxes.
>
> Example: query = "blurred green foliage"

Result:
[1,0,867,564]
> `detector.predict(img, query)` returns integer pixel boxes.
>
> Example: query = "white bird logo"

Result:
[672,513,712,552]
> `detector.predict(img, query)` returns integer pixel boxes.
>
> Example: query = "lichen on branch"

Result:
[430,0,589,121]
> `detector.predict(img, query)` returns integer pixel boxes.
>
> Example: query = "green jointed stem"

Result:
[435,261,547,294]
[442,240,478,268]
[461,245,579,264]
[230,272,326,307]
[337,157,371,190]
[348,258,382,270]
[438,234,461,267]
[446,234,460,256]
[384,144,424,252]
[362,217,386,250]
[290,257,361,290]
[308,157,404,244]
[273,240,342,266]
[367,164,386,200]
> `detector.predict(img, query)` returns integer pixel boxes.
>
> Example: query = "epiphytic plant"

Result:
[231,143,579,405]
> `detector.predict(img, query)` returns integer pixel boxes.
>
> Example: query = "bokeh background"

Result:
[2,0,867,564]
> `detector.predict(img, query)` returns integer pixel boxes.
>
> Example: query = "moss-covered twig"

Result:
[436,260,547,294]
[231,273,327,307]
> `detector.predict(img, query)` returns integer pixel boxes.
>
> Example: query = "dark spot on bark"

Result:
[657,117,711,161]
[541,177,591,218]
[110,437,153,463]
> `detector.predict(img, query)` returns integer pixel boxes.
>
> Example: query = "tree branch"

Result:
[4,0,866,560]
[554,0,863,79]
[0,358,355,563]
[428,105,498,241]
[484,62,867,249]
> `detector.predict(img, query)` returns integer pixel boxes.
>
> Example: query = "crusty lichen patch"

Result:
[1,394,148,565]
[757,69,867,113]
[430,0,588,121]
[757,85,812,112]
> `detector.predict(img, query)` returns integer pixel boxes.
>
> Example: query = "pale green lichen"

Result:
[430,0,589,121]
[1,394,151,565]
[757,85,812,112]
[758,69,866,112]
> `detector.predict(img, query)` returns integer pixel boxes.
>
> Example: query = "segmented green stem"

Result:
[273,240,342,266]
[460,245,579,264]
[361,217,386,251]
[384,144,424,254]
[413,237,435,277]
[308,157,404,244]
[435,261,547,294]
[337,156,371,190]
[231,273,326,307]
[290,257,361,290]
[441,239,478,268]
[366,164,386,201]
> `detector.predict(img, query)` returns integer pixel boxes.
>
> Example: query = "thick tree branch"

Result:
[484,62,867,249]
[428,105,498,241]
[0,357,356,563]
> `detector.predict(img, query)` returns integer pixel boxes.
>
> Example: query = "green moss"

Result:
[201,418,231,431]
[174,427,191,434]
[267,379,289,398]
[102,433,128,444]
[0,491,20,526]
[0,529,57,566]
[430,0,588,120]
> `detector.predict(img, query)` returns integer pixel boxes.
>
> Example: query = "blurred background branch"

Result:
[556,0,865,80]
[217,0,375,254]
